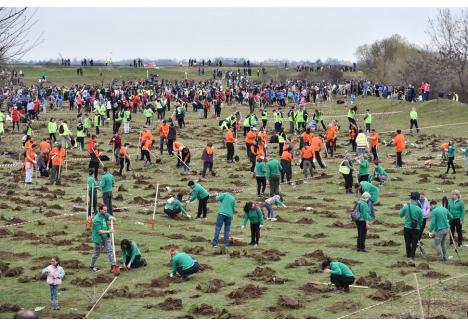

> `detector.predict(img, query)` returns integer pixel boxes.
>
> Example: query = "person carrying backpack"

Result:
[352,192,371,252]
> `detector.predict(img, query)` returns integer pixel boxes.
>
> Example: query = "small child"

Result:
[241,201,264,247]
[263,195,287,222]
[41,256,65,310]
[370,160,388,186]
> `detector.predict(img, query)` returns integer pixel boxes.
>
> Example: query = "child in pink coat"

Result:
[41,256,65,310]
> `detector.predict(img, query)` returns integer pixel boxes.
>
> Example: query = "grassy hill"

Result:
[0,87,467,318]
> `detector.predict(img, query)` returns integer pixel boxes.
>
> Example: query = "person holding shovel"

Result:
[400,192,424,263]
[169,248,200,280]
[428,200,452,262]
[187,181,209,220]
[89,205,116,273]
[120,239,147,270]
[321,258,355,292]
[211,192,237,248]
[100,167,115,216]
[48,143,66,185]
[242,201,264,247]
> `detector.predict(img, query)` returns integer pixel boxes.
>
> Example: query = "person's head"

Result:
[169,248,177,257]
[410,192,420,201]
[419,192,426,200]
[50,117,54,122]
[371,128,376,133]
[396,129,402,134]
[103,167,108,173]
[306,128,311,133]
[51,256,60,267]
[98,204,107,213]
[321,257,332,271]
[374,160,380,166]
[442,196,449,207]
[176,193,183,201]
[448,140,453,146]
[358,129,363,133]
[244,201,254,213]
[361,192,371,201]
[207,142,213,147]
[13,309,38,319]
[91,134,96,140]
[354,183,363,194]
[120,239,131,250]
[430,200,437,209]
[188,181,195,188]
[452,190,461,200]
[411,107,416,112]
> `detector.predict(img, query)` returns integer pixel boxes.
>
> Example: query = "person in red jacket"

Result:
[11,106,21,132]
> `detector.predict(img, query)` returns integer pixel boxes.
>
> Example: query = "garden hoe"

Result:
[110,219,120,276]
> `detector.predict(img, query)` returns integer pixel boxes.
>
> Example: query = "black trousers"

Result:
[404,228,419,259]
[167,139,174,155]
[410,119,419,132]
[176,261,200,279]
[371,145,379,161]
[226,143,234,161]
[355,220,367,250]
[350,140,356,152]
[164,207,181,218]
[197,196,209,218]
[142,150,151,163]
[449,218,463,245]
[256,176,266,196]
[89,161,99,180]
[281,171,292,183]
[243,126,249,136]
[348,117,356,129]
[124,255,145,268]
[446,157,456,173]
[326,140,334,157]
[49,133,56,143]
[358,174,369,182]
[331,274,355,289]
[343,173,353,191]
[419,218,427,240]
[396,151,403,168]
[314,151,325,168]
[250,222,260,245]
[119,157,130,174]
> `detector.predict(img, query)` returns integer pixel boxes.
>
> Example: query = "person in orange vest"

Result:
[139,127,153,160]
[119,143,131,176]
[24,143,37,185]
[201,143,215,178]
[325,124,337,158]
[39,138,51,165]
[280,145,293,184]
[49,143,66,184]
[245,126,258,159]
[300,128,313,149]
[250,138,265,173]
[172,141,184,167]
[89,143,102,179]
[392,129,406,168]
[369,129,380,161]
[311,135,326,169]
[440,142,449,160]
[141,137,152,166]
[349,124,358,152]
[300,143,316,178]
[225,127,235,163]
[158,120,169,155]
[258,127,269,156]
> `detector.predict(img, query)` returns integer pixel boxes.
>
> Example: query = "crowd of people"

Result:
[0,70,467,315]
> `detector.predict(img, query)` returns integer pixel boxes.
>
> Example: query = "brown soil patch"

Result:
[297,195,314,200]
[279,295,303,309]
[311,232,326,239]
[424,271,449,279]
[227,284,266,303]
[132,196,152,205]
[71,274,114,287]
[388,261,415,268]
[190,235,208,242]
[229,250,241,258]
[158,297,182,310]
[196,279,226,293]
[61,259,86,269]
[286,257,314,268]
[374,240,400,247]
[252,249,286,264]
[416,263,430,270]
[295,217,314,224]
[166,233,187,240]
[150,275,182,288]
[304,249,327,260]
[4,266,24,277]
[192,303,218,316]
[376,249,399,255]
[70,243,94,251]
[356,272,393,290]
[245,266,276,280]
[368,289,400,301]
[11,231,39,240]
[326,301,361,313]
[301,283,322,294]
[183,246,204,254]
[0,251,31,259]
[0,216,24,224]
[0,304,21,313]
[264,276,288,284]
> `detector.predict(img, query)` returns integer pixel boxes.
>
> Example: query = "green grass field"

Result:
[0,70,467,319]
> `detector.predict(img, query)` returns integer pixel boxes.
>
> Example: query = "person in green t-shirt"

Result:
[169,248,199,279]
[241,201,265,246]
[445,141,456,174]
[164,193,190,219]
[120,239,146,269]
[357,155,369,182]
[255,157,267,197]
[322,258,355,292]
[89,205,116,272]
[370,160,388,186]
[211,192,236,247]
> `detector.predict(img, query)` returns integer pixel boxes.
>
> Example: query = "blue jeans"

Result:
[264,202,274,219]
[212,214,232,246]
[368,200,376,219]
[49,284,60,308]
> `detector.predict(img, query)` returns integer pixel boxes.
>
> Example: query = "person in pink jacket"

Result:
[41,256,65,310]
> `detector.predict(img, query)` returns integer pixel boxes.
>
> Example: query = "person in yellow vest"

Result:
[356,129,369,156]
[409,107,419,133]
[364,109,372,133]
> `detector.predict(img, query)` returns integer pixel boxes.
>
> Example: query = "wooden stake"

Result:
[413,273,425,319]
[149,184,159,229]
[84,277,118,319]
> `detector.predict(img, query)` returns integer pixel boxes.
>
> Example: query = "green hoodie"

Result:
[266,159,282,178]
[216,192,236,218]
[399,202,423,230]
[330,261,353,277]
[189,183,209,202]
[360,181,379,203]
[429,205,451,232]
[100,172,114,193]
[448,198,465,222]
[172,252,196,274]
[242,208,264,226]
[359,160,369,176]
[357,199,371,221]
[255,161,266,177]
[87,176,97,190]
[91,213,111,244]
[121,241,141,265]
[164,198,188,216]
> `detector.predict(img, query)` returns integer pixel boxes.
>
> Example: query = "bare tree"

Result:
[0,7,41,67]
[428,8,468,94]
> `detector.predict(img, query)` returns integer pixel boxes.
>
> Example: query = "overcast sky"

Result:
[23,7,446,62]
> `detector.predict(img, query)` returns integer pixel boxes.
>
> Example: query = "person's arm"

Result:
[121,248,127,265]
[171,257,178,275]
[58,267,65,279]
[215,193,224,202]
[329,262,340,275]
[460,201,465,223]
[399,205,406,218]
[129,242,138,265]
[258,208,265,225]
[242,212,249,227]
[41,266,49,275]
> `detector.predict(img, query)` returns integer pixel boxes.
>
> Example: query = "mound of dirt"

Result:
[373,240,400,247]
[229,250,240,258]
[388,261,415,268]
[304,249,327,260]
[60,259,86,269]
[252,249,286,264]
[286,257,314,268]
[279,295,303,309]
[416,263,430,270]
[297,195,314,200]
[356,272,393,289]
[311,233,327,239]
[183,246,204,254]
[150,275,181,288]
[228,284,266,303]
[325,301,361,313]
[0,216,24,224]
[4,266,24,277]
[394,281,414,292]
[264,276,288,284]
[12,231,39,240]
[424,271,449,279]
[190,235,208,242]
[158,297,182,310]
[368,289,400,301]
[300,283,323,294]
[0,304,21,313]
[71,274,114,287]
[196,279,226,293]
[295,217,315,224]
[104,286,131,298]
[70,243,94,251]
[192,303,219,316]
[166,233,187,240]
[132,196,152,205]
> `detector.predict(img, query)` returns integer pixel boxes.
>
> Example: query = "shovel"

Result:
[448,229,461,261]
[110,219,120,276]
[310,280,369,289]
[86,184,95,229]
[148,184,159,229]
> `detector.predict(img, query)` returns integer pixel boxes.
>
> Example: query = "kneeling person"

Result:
[169,248,199,280]
[120,239,147,270]
[164,193,190,218]
[322,258,355,292]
